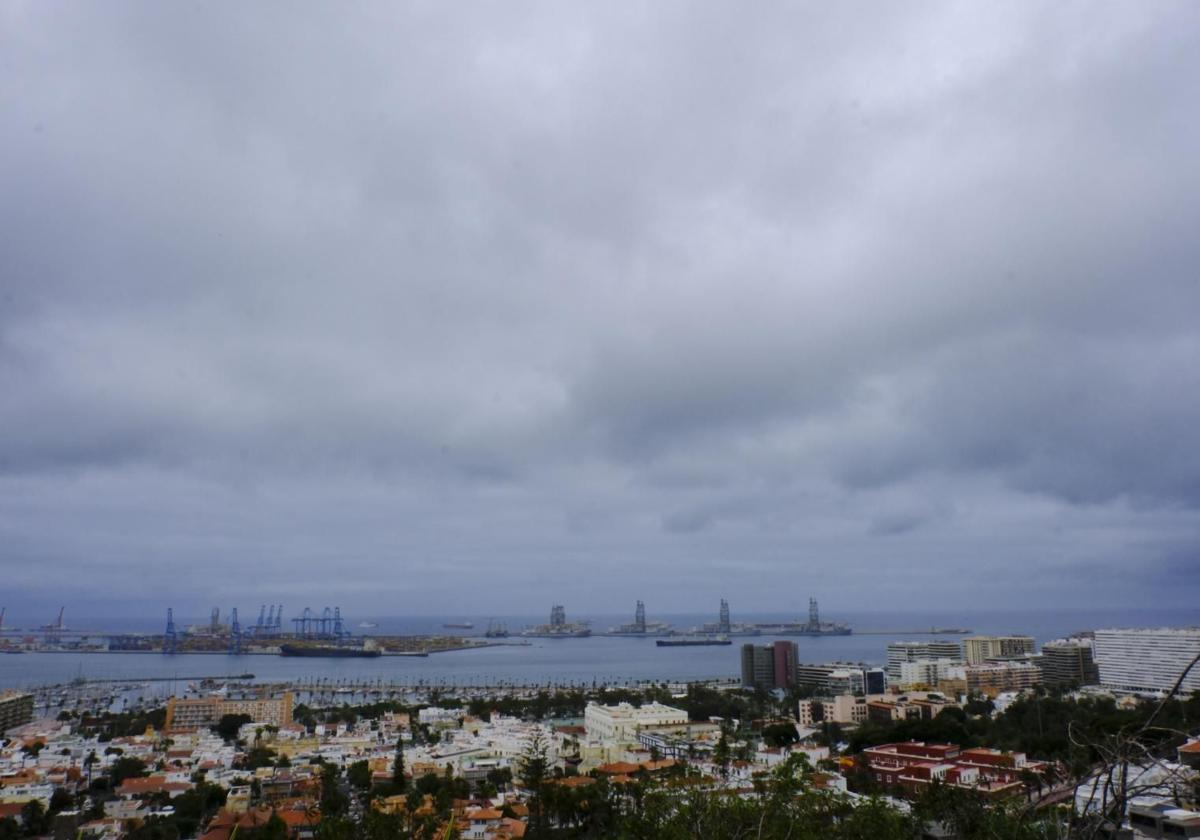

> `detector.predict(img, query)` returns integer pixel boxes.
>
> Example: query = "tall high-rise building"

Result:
[886,641,964,682]
[962,635,1035,665]
[741,644,774,690]
[1094,628,1200,694]
[741,641,798,690]
[1040,638,1100,687]
[773,641,798,690]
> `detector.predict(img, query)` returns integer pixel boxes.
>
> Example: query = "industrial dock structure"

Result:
[0,595,854,656]
[753,598,852,637]
[0,605,488,658]
[521,605,591,638]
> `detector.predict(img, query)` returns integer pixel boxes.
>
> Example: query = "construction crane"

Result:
[164,608,178,654]
[229,608,242,655]
[41,607,65,643]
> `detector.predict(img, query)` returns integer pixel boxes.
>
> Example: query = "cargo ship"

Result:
[443,622,474,630]
[279,643,381,658]
[657,636,731,647]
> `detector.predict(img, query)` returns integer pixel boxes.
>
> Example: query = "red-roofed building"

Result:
[0,804,25,823]
[862,742,1046,800]
[200,805,320,840]
[1179,739,1200,769]
[116,776,195,798]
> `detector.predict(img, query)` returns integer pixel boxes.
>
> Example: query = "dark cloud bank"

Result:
[1,2,1198,618]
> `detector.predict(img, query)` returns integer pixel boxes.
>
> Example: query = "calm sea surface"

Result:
[1,608,1194,691]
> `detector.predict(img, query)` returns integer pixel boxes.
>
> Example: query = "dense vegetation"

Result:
[304,754,1068,840]
[847,691,1200,773]
[69,706,168,741]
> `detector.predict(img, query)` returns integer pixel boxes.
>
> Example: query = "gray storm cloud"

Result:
[1,1,1198,616]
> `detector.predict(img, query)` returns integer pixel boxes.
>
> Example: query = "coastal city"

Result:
[2,601,1198,839]
[5,1,1199,838]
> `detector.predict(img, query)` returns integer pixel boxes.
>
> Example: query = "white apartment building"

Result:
[583,702,688,743]
[1094,628,1200,694]
[898,658,962,690]
[886,641,964,682]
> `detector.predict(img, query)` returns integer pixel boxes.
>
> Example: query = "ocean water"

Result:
[1,607,1194,691]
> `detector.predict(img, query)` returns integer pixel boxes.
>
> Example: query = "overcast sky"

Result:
[2,2,1198,621]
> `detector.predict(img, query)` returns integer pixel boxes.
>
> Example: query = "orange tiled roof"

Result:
[497,817,528,838]
[117,776,194,796]
[468,807,503,820]
[552,776,596,788]
[641,759,677,772]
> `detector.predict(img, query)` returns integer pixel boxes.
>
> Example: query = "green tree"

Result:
[109,755,149,787]
[319,763,348,818]
[485,766,512,791]
[393,733,406,790]
[19,800,47,837]
[47,787,74,814]
[20,742,42,759]
[713,720,732,779]
[123,816,181,839]
[519,728,550,838]
[314,814,358,840]
[215,713,253,742]
[347,760,372,792]
[262,812,290,840]
[761,721,800,748]
[237,746,279,771]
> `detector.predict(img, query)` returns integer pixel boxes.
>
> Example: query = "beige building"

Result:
[962,636,1035,665]
[797,694,868,726]
[583,702,687,743]
[165,691,294,731]
[963,662,1041,696]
